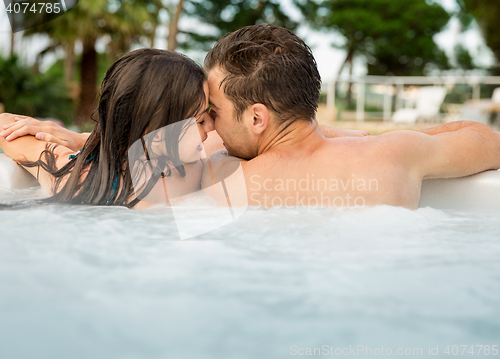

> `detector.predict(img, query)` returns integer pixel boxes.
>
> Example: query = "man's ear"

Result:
[248,103,270,135]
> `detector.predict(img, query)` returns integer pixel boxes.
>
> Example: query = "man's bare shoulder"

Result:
[363,130,430,156]
[367,130,435,172]
[315,130,433,179]
[369,130,427,145]
[317,130,427,158]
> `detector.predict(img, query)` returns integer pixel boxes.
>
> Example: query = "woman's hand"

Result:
[0,114,89,152]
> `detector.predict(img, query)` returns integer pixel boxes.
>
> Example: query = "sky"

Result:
[0,0,496,82]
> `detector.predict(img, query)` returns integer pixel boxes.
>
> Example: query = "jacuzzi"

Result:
[1,154,499,358]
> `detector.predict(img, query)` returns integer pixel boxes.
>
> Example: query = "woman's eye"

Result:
[198,120,205,126]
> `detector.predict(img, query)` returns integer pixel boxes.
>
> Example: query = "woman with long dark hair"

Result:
[0,48,215,208]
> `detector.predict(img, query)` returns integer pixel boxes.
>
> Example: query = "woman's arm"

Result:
[0,115,90,152]
[0,113,77,194]
[419,121,485,136]
[319,125,369,138]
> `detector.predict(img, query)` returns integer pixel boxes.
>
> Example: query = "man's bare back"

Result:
[241,132,421,209]
[203,121,500,210]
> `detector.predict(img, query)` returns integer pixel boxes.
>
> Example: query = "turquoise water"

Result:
[0,189,499,358]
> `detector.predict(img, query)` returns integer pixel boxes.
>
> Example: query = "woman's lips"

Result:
[196,144,203,152]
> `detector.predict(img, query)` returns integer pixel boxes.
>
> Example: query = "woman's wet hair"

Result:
[20,48,207,207]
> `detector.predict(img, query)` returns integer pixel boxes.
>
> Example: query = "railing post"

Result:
[356,81,365,122]
[327,80,336,109]
[473,83,480,100]
[396,81,404,111]
[383,85,392,121]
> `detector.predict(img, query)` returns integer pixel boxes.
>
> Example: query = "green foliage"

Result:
[454,44,475,70]
[22,0,162,124]
[182,0,298,51]
[443,84,472,104]
[25,0,160,51]
[295,0,451,75]
[0,56,74,124]
[458,0,500,65]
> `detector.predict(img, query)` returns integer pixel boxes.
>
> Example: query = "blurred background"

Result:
[1,0,500,133]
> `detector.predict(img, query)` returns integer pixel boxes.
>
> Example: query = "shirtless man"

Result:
[200,24,500,209]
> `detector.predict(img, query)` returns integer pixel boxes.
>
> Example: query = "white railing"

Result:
[326,75,500,122]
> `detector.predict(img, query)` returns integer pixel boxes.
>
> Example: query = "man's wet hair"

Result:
[205,24,321,123]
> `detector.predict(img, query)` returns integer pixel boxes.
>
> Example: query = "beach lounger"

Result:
[392,86,447,124]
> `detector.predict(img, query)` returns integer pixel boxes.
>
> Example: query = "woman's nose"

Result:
[197,118,213,142]
[204,115,215,133]
[198,126,208,142]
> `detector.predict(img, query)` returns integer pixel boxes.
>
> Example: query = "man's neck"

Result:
[257,119,323,156]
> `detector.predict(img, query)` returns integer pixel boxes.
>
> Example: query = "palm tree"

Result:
[167,0,185,51]
[24,0,161,125]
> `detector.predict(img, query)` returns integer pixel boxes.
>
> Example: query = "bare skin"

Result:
[202,68,500,209]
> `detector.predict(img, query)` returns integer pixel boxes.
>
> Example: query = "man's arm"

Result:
[0,113,76,194]
[394,121,500,179]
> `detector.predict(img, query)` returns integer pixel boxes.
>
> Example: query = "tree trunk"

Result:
[64,41,78,102]
[75,36,98,126]
[167,0,185,51]
[10,19,15,57]
[337,52,350,79]
[151,23,157,48]
[63,42,75,86]
[337,49,355,108]
[345,52,354,108]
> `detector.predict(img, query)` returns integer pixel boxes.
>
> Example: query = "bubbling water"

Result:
[1,187,499,359]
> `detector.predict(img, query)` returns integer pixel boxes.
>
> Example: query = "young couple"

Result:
[1,24,500,209]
